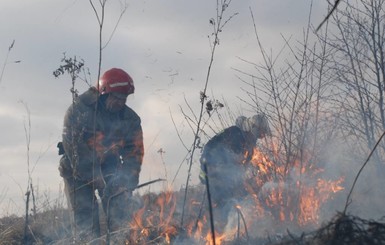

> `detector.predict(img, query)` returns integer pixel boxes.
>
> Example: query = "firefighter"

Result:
[199,114,270,230]
[58,68,144,239]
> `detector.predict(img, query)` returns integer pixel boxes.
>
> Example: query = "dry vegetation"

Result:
[2,0,385,244]
[1,186,385,244]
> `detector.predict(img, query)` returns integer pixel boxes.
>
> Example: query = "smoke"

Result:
[316,137,385,222]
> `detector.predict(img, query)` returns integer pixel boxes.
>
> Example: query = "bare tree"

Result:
[234,3,341,225]
[326,0,385,175]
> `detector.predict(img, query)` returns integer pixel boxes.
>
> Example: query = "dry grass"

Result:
[0,208,71,245]
[1,187,385,245]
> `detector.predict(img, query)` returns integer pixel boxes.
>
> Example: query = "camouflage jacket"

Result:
[61,87,144,188]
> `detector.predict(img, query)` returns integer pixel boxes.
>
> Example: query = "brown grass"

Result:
[1,187,384,245]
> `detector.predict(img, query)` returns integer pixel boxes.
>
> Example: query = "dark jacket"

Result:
[199,126,256,204]
[60,87,144,189]
[201,126,255,163]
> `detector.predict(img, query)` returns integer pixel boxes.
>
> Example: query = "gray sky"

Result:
[0,0,328,216]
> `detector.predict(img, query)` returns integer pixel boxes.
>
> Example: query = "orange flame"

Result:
[205,231,226,245]
[125,143,344,243]
[128,190,177,243]
[245,145,344,226]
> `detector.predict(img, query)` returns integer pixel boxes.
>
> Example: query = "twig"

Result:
[136,178,166,190]
[171,151,191,185]
[169,107,189,151]
[343,130,385,214]
[23,190,30,243]
[0,40,18,85]
[203,164,216,245]
[30,183,36,217]
[20,101,37,244]
[316,0,341,32]
[102,1,128,49]
[88,3,105,238]
[237,208,240,239]
[236,207,250,242]
[192,188,207,235]
[286,228,301,245]
[180,0,237,230]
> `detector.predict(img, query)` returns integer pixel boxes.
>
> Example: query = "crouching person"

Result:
[199,114,270,231]
[58,68,144,241]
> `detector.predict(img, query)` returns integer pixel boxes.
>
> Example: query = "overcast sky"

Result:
[0,0,329,216]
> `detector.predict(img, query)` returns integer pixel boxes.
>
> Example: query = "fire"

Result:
[296,178,344,225]
[245,146,344,227]
[116,144,344,244]
[205,232,226,245]
[128,190,177,244]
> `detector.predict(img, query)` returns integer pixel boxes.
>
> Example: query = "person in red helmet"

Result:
[58,68,144,240]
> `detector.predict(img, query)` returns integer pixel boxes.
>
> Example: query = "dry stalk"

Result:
[179,1,238,244]
[88,2,128,242]
[0,40,20,85]
[236,207,249,242]
[343,130,385,214]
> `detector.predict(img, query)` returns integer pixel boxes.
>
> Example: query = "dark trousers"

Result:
[63,177,101,238]
[63,176,133,238]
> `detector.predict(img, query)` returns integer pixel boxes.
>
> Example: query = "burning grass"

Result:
[0,145,353,244]
[1,187,385,244]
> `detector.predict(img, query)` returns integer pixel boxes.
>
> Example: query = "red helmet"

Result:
[98,68,134,95]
